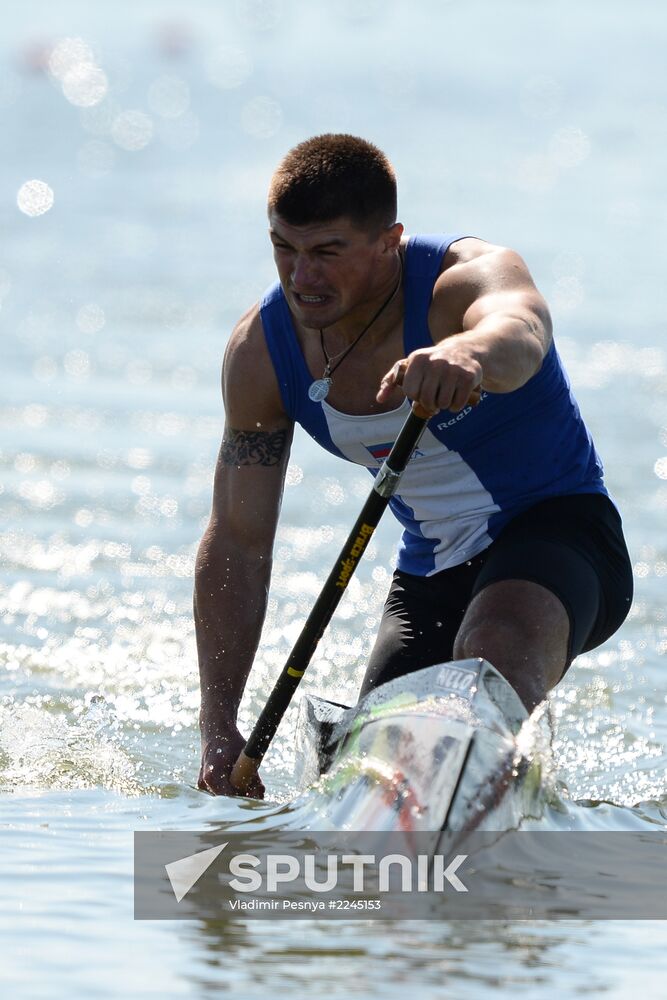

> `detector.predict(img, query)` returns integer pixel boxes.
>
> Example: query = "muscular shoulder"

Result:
[223,304,290,430]
[432,238,548,333]
[440,238,533,289]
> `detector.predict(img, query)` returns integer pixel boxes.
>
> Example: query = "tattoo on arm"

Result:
[221,427,288,467]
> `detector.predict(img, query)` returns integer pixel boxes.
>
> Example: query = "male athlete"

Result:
[195,133,632,798]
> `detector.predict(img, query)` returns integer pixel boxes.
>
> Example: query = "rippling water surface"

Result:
[2,1,667,996]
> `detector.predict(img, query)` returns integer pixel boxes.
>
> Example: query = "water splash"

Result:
[0,694,147,795]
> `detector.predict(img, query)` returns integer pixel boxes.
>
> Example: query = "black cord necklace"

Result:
[307,254,403,403]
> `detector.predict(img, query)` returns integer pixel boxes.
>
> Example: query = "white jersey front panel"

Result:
[320,397,499,570]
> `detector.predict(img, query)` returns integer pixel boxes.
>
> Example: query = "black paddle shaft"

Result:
[242,406,429,763]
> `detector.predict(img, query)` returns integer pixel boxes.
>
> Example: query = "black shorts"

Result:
[364,492,633,691]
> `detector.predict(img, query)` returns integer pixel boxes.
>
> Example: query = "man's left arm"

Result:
[378,245,552,414]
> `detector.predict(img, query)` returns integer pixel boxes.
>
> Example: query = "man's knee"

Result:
[453,618,528,669]
[452,618,562,712]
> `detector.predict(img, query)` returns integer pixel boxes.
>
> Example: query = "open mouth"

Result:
[293,292,329,306]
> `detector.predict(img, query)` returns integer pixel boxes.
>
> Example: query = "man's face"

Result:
[268,211,400,330]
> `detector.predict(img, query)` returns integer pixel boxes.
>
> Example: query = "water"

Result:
[2,0,667,995]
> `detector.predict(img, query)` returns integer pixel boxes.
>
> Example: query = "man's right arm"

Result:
[195,307,293,796]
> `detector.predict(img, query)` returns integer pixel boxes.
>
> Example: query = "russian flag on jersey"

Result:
[365,441,394,461]
[365,441,425,463]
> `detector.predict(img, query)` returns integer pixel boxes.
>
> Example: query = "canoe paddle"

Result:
[230,401,433,792]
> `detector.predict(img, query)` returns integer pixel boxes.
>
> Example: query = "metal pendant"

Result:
[308,378,332,402]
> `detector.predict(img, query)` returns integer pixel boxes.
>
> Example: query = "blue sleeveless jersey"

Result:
[260,233,608,575]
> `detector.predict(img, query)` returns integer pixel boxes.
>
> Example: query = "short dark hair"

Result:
[268,133,397,234]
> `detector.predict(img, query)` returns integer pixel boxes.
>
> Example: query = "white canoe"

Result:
[288,658,546,832]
